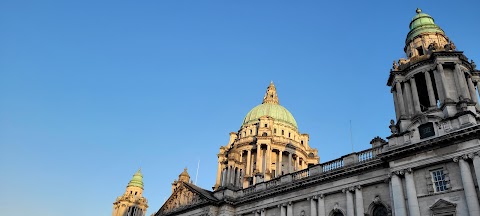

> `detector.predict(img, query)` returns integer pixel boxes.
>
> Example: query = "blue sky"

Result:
[1,1,479,215]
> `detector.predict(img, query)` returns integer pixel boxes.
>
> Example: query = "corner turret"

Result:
[112,169,148,216]
[387,9,479,147]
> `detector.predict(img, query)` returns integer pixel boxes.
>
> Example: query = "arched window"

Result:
[281,130,284,135]
[373,205,388,216]
[333,213,344,216]
[367,197,391,216]
[262,132,267,136]
[274,128,277,134]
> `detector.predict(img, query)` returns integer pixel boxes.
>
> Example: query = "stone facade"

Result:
[150,9,480,216]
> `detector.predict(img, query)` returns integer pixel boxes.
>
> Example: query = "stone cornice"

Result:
[380,125,480,160]
[387,51,472,86]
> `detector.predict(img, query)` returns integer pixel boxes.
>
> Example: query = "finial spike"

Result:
[416,8,422,14]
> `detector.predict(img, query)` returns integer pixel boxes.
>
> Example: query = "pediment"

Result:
[156,182,217,215]
[430,199,456,210]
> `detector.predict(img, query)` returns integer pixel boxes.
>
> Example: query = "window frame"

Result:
[430,168,449,193]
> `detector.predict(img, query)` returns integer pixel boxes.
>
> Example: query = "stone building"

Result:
[113,8,480,216]
[112,169,149,216]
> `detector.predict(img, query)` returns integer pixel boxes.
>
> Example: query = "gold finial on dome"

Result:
[262,81,279,104]
[416,8,422,14]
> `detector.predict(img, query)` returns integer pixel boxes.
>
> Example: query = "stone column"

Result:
[267,145,272,174]
[215,160,223,187]
[392,90,401,120]
[410,77,422,113]
[467,76,479,104]
[226,165,231,186]
[454,63,470,100]
[437,63,452,101]
[279,204,287,216]
[404,81,414,115]
[343,188,354,216]
[230,167,236,186]
[477,82,480,101]
[237,168,242,187]
[355,186,364,216]
[472,152,480,191]
[424,71,437,108]
[317,194,326,216]
[395,82,406,116]
[221,168,227,186]
[278,151,283,177]
[287,202,293,216]
[404,169,420,216]
[288,153,293,173]
[256,144,262,173]
[391,172,407,216]
[309,196,317,216]
[454,155,480,216]
[246,149,251,175]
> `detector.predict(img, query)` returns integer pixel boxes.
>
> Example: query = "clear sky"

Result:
[1,1,479,215]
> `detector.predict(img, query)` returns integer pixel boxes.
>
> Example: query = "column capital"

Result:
[288,201,293,206]
[474,151,480,157]
[392,170,405,176]
[454,154,471,162]
[342,187,355,193]
[405,168,413,174]
[318,193,325,199]
[453,156,463,163]
[261,209,265,212]
[355,185,362,190]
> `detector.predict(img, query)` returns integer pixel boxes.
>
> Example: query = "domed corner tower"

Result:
[387,9,479,146]
[213,82,320,190]
[112,169,149,216]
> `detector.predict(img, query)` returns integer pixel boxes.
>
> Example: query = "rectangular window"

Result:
[431,169,448,192]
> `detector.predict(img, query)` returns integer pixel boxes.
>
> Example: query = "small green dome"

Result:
[127,169,144,189]
[243,103,298,129]
[406,8,444,42]
[242,82,297,129]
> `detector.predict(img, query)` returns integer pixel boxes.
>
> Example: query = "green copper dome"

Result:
[127,169,144,189]
[242,82,298,129]
[243,103,298,129]
[406,8,444,43]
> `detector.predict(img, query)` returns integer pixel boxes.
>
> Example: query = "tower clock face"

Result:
[419,122,435,139]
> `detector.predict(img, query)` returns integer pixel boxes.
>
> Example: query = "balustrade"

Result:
[238,146,383,197]
[292,169,309,181]
[322,158,344,172]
